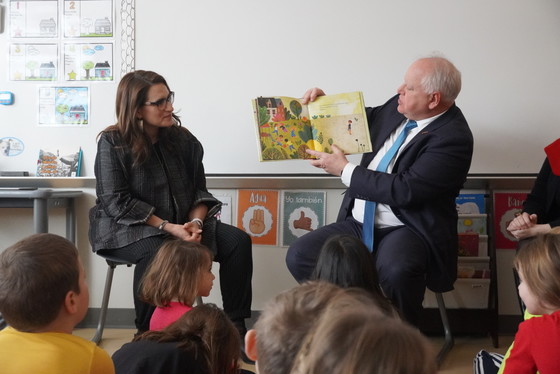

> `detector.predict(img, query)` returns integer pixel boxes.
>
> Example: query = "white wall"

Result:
[1,0,559,175]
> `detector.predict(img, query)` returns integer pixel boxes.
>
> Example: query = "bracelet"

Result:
[158,220,169,231]
[190,218,204,229]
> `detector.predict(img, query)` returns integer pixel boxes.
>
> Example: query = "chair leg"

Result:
[92,263,116,345]
[435,292,454,366]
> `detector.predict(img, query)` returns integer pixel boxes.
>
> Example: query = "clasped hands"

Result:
[166,221,203,243]
[302,87,349,176]
[506,212,551,240]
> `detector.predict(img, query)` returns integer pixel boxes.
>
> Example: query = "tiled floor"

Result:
[75,328,514,374]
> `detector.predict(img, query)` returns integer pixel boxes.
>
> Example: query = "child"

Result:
[311,234,397,316]
[290,306,437,374]
[0,233,114,373]
[140,239,214,331]
[244,280,389,374]
[113,303,244,374]
[474,229,560,374]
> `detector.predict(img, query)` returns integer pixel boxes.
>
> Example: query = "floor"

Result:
[74,328,514,373]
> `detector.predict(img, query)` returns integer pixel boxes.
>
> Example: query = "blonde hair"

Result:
[291,307,437,374]
[140,239,212,307]
[514,228,560,309]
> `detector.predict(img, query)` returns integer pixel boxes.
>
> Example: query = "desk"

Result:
[0,188,83,243]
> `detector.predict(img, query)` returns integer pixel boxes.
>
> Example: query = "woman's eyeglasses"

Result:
[144,91,174,109]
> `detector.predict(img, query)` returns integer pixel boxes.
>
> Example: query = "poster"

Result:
[281,191,326,246]
[237,190,278,245]
[9,0,58,38]
[493,191,529,249]
[214,195,232,225]
[9,43,59,81]
[64,43,114,81]
[38,86,89,126]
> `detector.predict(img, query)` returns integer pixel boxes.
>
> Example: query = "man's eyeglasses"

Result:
[144,91,174,109]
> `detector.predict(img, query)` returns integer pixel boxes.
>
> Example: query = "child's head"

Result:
[137,303,240,374]
[514,228,560,314]
[246,281,391,374]
[311,234,395,315]
[291,307,437,374]
[246,281,343,374]
[141,239,214,307]
[0,233,88,332]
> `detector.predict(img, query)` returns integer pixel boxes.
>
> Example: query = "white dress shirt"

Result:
[341,112,444,227]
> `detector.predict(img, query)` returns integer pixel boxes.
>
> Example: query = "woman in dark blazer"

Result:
[89,70,252,336]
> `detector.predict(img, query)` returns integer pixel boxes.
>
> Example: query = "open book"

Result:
[253,91,372,161]
[36,147,83,177]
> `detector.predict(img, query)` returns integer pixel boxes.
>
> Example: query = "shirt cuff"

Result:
[341,163,357,187]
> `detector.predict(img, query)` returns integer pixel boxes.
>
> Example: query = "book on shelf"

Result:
[36,147,83,177]
[252,91,372,161]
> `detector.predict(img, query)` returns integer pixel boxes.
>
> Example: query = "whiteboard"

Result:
[1,0,559,176]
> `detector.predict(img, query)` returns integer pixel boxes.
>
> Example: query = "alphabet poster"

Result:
[282,191,326,247]
[237,190,278,245]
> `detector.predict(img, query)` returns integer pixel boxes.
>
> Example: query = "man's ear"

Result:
[428,92,441,110]
[245,329,258,361]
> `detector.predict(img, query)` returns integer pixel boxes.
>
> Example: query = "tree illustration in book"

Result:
[252,92,372,161]
[36,148,83,177]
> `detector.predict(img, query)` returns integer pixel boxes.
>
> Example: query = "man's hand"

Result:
[306,145,348,176]
[301,87,326,104]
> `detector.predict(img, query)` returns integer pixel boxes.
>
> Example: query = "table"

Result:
[0,188,83,243]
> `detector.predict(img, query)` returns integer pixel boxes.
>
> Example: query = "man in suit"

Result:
[286,56,474,326]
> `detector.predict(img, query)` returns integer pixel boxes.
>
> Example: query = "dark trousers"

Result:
[286,217,429,326]
[98,221,253,331]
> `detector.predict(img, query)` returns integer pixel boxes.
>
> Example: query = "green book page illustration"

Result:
[254,92,371,161]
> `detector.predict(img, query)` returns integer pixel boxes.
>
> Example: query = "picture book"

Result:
[36,147,83,177]
[253,91,372,161]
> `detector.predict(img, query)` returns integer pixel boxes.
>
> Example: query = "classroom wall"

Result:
[1,1,558,325]
[0,0,559,175]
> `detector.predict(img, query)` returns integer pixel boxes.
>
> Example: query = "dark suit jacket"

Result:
[336,94,474,292]
[523,158,560,228]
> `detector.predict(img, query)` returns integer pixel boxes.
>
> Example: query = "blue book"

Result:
[456,194,485,214]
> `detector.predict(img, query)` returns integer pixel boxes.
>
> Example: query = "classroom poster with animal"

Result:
[281,191,326,247]
[493,191,529,249]
[237,190,278,245]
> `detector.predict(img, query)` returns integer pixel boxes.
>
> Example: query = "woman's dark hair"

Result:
[102,70,187,166]
[311,234,396,316]
[135,303,240,374]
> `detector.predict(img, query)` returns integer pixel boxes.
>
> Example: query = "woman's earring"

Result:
[138,118,143,131]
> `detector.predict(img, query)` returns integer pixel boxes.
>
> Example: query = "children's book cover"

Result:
[281,191,326,247]
[493,191,529,249]
[214,195,232,225]
[456,193,486,214]
[36,147,82,177]
[237,190,278,245]
[253,92,372,161]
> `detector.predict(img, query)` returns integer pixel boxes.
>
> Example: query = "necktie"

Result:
[362,120,418,252]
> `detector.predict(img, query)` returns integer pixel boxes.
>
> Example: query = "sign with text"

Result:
[237,190,278,245]
[281,191,326,247]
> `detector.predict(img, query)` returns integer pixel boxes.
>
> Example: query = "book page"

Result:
[253,93,371,161]
[307,92,372,155]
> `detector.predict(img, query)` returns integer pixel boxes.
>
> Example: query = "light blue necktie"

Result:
[363,120,418,252]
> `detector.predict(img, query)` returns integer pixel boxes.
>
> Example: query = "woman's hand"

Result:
[507,212,537,232]
[165,222,202,242]
[509,223,552,240]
